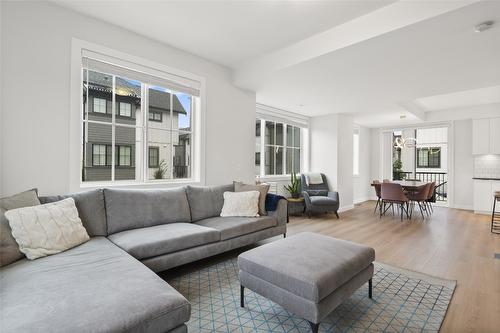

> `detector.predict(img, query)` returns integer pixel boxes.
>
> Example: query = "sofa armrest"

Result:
[267,198,287,226]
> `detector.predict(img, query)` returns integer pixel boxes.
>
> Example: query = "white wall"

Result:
[452,119,474,210]
[309,113,355,211]
[0,1,256,196]
[353,125,371,203]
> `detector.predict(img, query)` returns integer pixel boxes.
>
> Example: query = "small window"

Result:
[93,98,106,114]
[92,144,106,166]
[118,146,131,166]
[417,147,441,168]
[149,111,162,122]
[149,147,159,168]
[119,102,132,117]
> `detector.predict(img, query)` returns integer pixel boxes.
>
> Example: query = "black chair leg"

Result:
[308,321,319,333]
[335,211,339,219]
[374,198,380,214]
[369,278,373,299]
[240,285,244,308]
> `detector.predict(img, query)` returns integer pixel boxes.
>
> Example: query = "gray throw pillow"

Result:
[0,189,41,267]
[234,181,270,216]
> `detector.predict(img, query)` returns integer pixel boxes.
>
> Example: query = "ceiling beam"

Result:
[233,0,478,89]
[398,101,427,121]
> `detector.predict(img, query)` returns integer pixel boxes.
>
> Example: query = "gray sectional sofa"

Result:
[1,184,287,333]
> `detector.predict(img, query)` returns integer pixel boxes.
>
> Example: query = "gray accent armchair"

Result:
[301,173,340,218]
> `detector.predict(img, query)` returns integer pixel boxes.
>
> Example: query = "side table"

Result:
[287,197,305,222]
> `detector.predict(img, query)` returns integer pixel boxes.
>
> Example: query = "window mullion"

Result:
[142,83,148,182]
[111,76,116,181]
[170,92,174,179]
[260,120,265,177]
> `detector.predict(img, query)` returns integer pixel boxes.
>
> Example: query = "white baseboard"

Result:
[353,197,370,204]
[449,204,473,211]
[339,205,355,212]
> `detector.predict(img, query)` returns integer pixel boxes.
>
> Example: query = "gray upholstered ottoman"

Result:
[238,232,375,333]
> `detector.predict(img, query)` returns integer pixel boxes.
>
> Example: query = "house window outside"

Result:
[93,98,106,113]
[92,144,106,166]
[118,146,131,166]
[119,102,132,117]
[148,111,162,122]
[256,119,302,176]
[149,147,159,168]
[81,55,200,183]
[353,129,359,176]
[417,148,441,168]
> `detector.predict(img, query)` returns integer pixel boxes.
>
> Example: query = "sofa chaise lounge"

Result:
[0,184,287,333]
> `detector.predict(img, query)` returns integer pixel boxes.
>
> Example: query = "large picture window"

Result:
[255,119,302,176]
[81,54,200,183]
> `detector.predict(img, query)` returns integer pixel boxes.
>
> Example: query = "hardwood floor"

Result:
[286,201,500,333]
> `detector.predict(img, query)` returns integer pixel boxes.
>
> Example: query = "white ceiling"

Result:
[54,0,500,127]
[53,0,394,67]
[415,85,500,111]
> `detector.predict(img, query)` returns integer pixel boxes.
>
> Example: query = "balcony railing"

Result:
[393,171,447,202]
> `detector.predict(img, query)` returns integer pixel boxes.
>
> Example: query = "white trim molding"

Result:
[256,103,309,128]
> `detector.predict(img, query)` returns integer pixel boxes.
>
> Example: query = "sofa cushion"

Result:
[108,223,221,260]
[1,189,41,267]
[39,189,107,236]
[104,187,191,235]
[195,216,277,241]
[186,184,234,221]
[310,196,337,206]
[0,237,190,333]
[238,232,375,303]
[6,198,90,260]
[234,181,270,215]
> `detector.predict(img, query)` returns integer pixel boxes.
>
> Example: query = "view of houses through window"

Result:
[255,119,301,176]
[82,65,195,183]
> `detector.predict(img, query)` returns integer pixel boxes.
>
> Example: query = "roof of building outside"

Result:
[85,71,187,114]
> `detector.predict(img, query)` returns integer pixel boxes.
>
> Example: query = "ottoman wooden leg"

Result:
[308,321,319,333]
[240,285,245,308]
[369,278,373,299]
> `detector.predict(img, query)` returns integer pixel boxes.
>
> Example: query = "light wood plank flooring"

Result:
[286,201,500,333]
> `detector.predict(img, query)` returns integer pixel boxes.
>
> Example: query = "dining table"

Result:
[371,180,430,193]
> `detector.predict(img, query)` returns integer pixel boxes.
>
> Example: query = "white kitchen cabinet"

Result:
[474,180,500,214]
[473,119,490,155]
[490,118,500,154]
[474,180,492,213]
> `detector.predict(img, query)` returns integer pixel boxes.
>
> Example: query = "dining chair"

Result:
[383,179,391,183]
[426,182,436,214]
[372,180,382,214]
[407,183,431,219]
[380,183,410,221]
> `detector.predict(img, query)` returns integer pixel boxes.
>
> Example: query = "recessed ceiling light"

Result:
[298,104,305,107]
[474,21,494,32]
[400,114,407,119]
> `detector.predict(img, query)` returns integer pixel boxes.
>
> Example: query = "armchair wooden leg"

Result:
[335,211,339,219]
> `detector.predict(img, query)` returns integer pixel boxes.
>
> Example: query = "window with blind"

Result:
[255,119,303,176]
[81,52,201,183]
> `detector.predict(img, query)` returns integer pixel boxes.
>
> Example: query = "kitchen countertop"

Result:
[473,177,500,181]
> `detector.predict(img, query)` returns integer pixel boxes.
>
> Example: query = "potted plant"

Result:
[153,159,168,179]
[284,173,301,198]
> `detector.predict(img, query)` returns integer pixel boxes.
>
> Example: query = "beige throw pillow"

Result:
[220,191,260,217]
[0,189,41,266]
[5,198,90,260]
[234,181,270,216]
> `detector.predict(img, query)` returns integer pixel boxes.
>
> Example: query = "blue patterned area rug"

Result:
[165,258,455,333]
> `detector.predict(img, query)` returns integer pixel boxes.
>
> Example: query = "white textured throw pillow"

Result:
[220,191,260,217]
[5,198,90,260]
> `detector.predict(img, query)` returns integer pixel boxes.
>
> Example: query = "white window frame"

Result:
[93,98,106,114]
[119,102,131,117]
[70,39,206,191]
[92,144,106,166]
[256,118,304,178]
